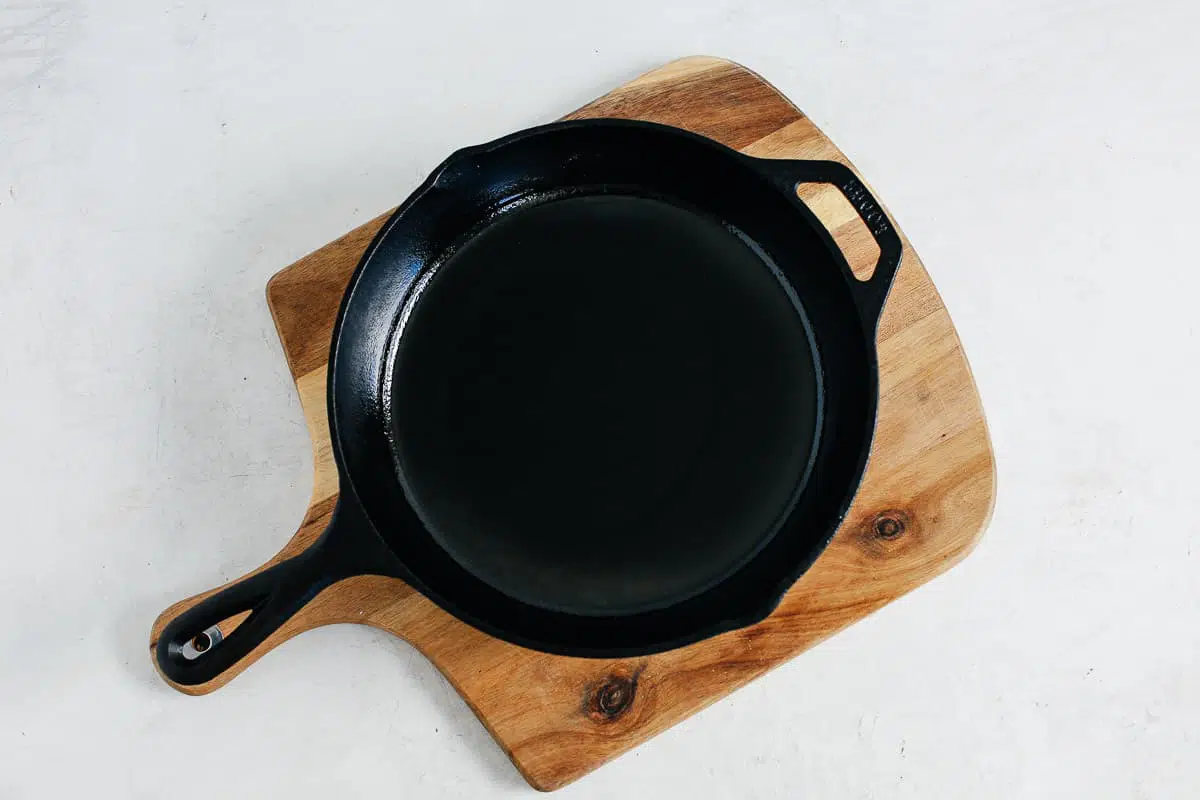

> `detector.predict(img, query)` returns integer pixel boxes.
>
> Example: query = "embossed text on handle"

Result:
[841,178,891,237]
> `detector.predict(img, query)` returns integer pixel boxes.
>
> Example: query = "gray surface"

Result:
[1,1,1198,797]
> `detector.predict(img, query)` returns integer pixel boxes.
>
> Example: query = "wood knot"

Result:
[856,509,916,557]
[584,667,642,723]
[872,512,907,540]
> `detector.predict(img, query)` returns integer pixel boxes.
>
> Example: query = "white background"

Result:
[2,1,1197,797]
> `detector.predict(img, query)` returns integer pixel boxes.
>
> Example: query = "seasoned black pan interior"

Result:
[389,193,821,615]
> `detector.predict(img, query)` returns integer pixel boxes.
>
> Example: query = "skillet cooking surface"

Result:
[389,192,821,615]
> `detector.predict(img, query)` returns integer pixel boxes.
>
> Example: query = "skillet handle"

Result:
[751,158,904,332]
[154,496,394,687]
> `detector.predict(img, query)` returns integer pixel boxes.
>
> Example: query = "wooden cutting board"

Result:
[150,56,995,791]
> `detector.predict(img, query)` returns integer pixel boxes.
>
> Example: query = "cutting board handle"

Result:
[749,157,903,332]
[154,496,396,686]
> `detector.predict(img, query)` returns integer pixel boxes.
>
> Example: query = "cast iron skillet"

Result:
[157,119,902,685]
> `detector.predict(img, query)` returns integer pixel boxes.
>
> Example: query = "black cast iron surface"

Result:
[158,119,902,684]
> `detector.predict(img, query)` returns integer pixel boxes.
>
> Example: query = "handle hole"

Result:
[179,626,223,661]
[794,183,881,281]
[175,609,253,661]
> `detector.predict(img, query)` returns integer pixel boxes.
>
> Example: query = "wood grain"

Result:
[150,56,995,791]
